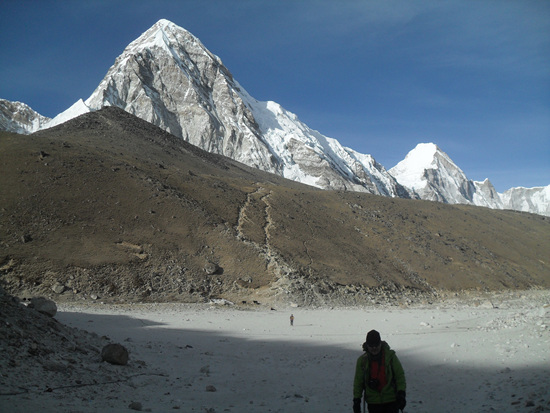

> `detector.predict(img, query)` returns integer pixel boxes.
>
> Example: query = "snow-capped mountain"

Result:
[389,143,550,215]
[389,143,503,208]
[79,19,408,197]
[0,99,51,134]
[1,19,547,215]
[501,186,550,217]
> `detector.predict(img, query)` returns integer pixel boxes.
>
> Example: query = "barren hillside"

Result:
[1,108,548,306]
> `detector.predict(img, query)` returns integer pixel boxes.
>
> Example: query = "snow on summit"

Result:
[390,143,447,189]
[128,18,214,60]
[391,143,487,205]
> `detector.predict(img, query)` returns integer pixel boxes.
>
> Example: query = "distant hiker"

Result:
[290,314,294,326]
[353,330,406,413]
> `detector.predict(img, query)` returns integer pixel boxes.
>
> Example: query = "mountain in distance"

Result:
[500,186,550,217]
[1,19,547,215]
[390,143,503,208]
[390,143,549,216]
[0,99,51,134]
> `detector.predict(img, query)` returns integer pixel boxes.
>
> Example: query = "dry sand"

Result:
[2,292,549,412]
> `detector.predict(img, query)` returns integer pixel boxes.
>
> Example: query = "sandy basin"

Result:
[2,292,549,412]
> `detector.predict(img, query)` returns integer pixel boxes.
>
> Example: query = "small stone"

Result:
[204,262,219,275]
[479,300,494,309]
[206,385,217,392]
[129,401,142,411]
[52,283,66,294]
[21,234,33,243]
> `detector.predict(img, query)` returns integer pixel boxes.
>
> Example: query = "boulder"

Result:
[101,343,129,365]
[28,297,57,317]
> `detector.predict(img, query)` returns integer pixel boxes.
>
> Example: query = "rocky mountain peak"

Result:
[0,99,51,134]
[391,143,455,180]
[390,143,465,195]
[80,19,408,196]
[390,142,502,208]
[125,18,221,67]
[83,20,277,171]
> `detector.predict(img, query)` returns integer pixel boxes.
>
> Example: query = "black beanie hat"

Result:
[366,330,381,346]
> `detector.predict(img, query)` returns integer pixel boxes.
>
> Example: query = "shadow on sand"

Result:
[37,310,550,413]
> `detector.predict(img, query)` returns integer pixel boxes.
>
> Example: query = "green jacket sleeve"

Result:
[353,355,366,399]
[391,353,406,392]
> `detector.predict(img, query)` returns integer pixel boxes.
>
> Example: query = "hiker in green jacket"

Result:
[353,330,406,413]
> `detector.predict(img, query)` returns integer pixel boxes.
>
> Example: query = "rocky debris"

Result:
[262,271,438,308]
[0,287,151,401]
[28,296,57,317]
[101,343,129,365]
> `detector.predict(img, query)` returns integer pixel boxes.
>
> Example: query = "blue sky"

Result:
[1,0,549,192]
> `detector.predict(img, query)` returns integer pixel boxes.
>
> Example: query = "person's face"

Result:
[367,343,381,355]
